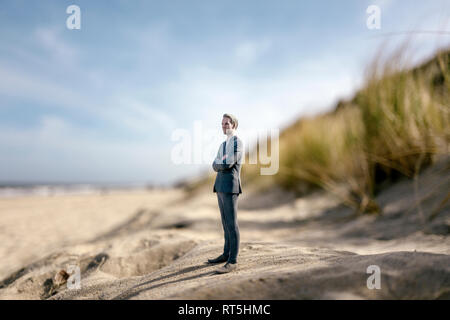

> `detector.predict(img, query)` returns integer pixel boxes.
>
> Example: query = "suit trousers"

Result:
[217,192,240,264]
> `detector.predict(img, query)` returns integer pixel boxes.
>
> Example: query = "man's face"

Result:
[222,117,234,135]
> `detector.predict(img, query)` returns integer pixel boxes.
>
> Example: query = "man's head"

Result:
[222,113,238,135]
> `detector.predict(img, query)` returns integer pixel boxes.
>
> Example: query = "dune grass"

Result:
[183,47,449,216]
[272,47,449,214]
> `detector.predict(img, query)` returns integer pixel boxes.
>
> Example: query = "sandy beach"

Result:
[0,157,449,300]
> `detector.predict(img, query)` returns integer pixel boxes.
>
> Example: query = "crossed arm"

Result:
[212,138,243,172]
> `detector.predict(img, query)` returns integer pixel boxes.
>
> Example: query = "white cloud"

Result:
[0,115,185,184]
[234,38,272,64]
[159,57,358,133]
[0,63,92,109]
[107,97,178,135]
[0,62,178,137]
[34,27,79,64]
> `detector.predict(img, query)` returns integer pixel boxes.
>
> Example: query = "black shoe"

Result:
[207,254,229,264]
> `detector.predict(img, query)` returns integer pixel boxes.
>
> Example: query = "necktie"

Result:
[222,141,226,164]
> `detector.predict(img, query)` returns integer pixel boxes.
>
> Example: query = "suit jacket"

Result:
[212,135,243,194]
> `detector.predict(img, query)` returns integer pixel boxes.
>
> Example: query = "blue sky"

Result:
[0,0,449,185]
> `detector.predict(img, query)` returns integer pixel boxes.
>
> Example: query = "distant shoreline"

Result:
[0,182,168,198]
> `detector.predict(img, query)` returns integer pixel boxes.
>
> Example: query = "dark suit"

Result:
[212,135,243,264]
[212,135,243,194]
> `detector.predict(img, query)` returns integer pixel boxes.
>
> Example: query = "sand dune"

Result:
[0,158,449,299]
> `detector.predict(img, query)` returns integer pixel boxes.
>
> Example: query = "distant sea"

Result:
[0,182,162,198]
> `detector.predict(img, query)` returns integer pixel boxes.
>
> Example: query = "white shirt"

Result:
[225,130,236,145]
[216,130,236,162]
